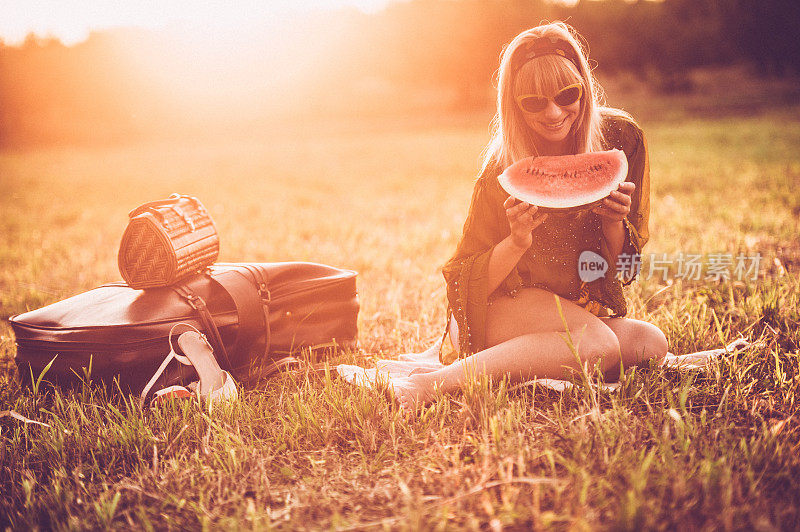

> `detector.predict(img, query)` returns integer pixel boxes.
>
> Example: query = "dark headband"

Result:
[512,36,582,72]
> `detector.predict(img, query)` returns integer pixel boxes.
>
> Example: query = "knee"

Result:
[621,320,669,365]
[577,322,621,372]
[640,322,669,362]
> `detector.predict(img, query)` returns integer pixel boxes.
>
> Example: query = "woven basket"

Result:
[118,194,219,289]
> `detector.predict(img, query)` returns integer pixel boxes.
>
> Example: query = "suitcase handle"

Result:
[127,193,201,219]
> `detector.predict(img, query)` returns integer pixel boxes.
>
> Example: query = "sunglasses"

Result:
[515,83,584,113]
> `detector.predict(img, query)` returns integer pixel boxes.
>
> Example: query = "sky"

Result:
[1,0,398,45]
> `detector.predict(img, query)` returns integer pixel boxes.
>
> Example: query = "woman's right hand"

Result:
[503,196,548,250]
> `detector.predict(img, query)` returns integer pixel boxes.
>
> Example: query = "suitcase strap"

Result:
[175,266,296,380]
[211,267,271,366]
[174,285,232,369]
[213,266,299,380]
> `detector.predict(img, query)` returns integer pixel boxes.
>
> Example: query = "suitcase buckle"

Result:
[258,283,271,304]
[185,293,207,311]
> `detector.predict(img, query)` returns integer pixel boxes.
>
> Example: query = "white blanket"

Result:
[336,337,754,394]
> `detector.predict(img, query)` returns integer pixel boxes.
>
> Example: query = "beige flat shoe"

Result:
[177,330,238,404]
[140,326,238,408]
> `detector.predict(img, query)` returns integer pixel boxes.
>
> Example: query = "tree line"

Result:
[1,0,797,146]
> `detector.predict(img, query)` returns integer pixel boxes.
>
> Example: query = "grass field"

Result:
[1,103,799,530]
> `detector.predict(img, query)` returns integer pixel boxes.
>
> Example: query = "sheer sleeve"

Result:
[617,122,650,285]
[442,167,520,355]
[590,117,652,317]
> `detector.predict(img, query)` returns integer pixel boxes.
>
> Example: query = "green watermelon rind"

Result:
[498,149,629,210]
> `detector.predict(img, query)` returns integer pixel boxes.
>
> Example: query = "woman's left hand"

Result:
[592,181,635,223]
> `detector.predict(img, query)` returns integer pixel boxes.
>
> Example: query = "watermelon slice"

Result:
[498,149,628,211]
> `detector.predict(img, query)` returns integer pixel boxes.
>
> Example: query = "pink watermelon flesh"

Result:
[498,149,628,209]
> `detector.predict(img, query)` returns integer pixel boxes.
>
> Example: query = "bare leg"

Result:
[392,288,621,409]
[441,313,668,377]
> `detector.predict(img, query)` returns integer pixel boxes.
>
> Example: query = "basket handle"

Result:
[128,193,200,218]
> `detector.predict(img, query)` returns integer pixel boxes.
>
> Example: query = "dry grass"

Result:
[1,105,799,530]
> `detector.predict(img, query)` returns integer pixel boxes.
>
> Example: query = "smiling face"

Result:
[514,54,585,155]
[521,93,581,146]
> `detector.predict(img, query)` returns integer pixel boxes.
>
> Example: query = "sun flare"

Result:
[1,0,396,45]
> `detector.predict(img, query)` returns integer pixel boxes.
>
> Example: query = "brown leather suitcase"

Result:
[9,262,359,395]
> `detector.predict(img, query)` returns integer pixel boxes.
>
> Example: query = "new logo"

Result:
[578,250,608,282]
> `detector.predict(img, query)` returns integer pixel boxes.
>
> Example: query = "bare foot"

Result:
[390,373,436,411]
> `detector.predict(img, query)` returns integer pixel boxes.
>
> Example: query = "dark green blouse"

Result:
[442,115,651,356]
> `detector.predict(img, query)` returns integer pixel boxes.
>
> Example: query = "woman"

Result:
[393,22,668,409]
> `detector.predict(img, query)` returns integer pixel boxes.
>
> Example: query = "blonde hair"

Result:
[481,22,631,174]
